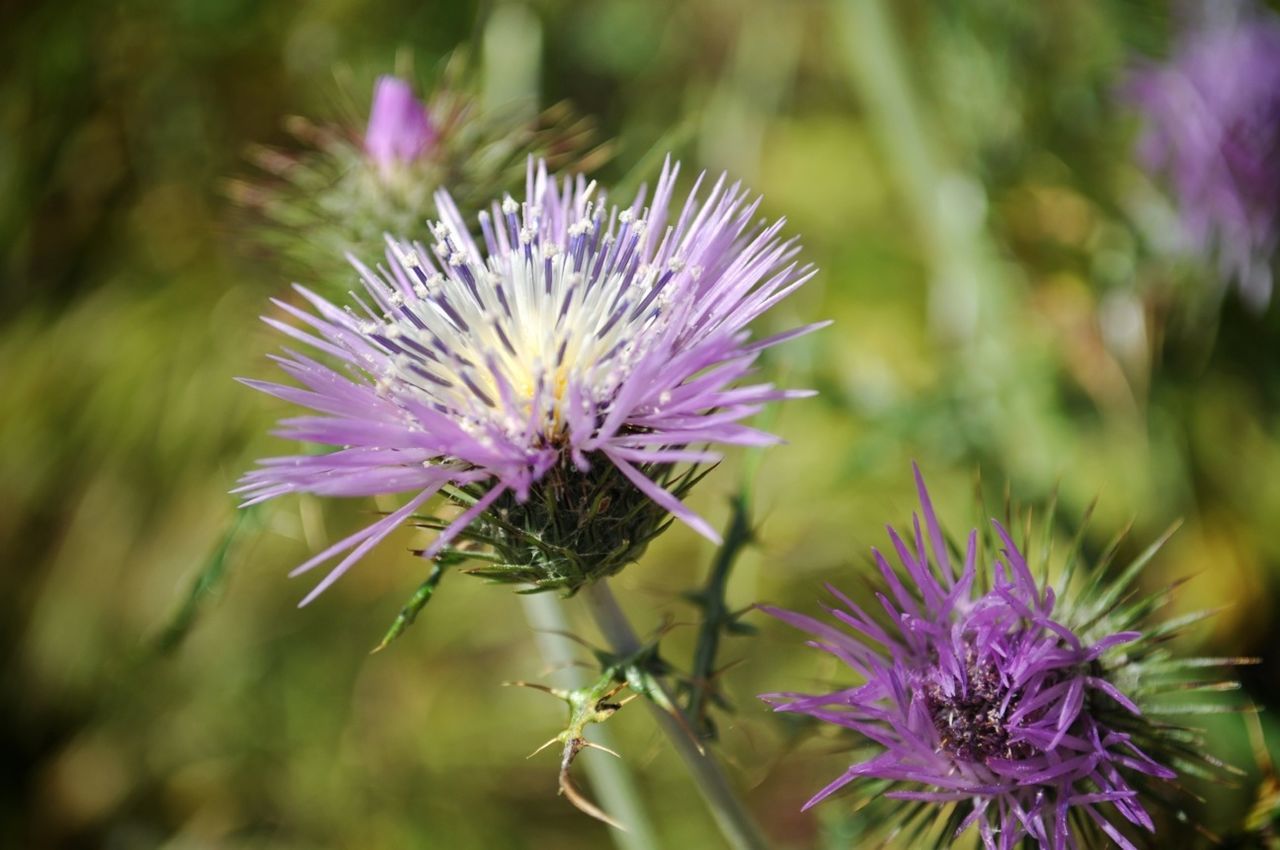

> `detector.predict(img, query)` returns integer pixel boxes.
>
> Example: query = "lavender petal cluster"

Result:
[1128,8,1280,306]
[762,467,1174,849]
[238,158,820,604]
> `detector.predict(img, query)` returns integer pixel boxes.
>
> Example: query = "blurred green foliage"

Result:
[2,0,1278,847]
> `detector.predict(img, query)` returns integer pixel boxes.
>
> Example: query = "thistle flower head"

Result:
[1128,7,1280,306]
[228,63,607,285]
[364,75,436,166]
[763,467,1233,849]
[238,158,821,603]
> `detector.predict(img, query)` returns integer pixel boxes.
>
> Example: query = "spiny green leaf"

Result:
[154,505,260,654]
[372,560,453,653]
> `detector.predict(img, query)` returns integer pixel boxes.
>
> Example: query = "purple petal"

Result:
[365,76,435,166]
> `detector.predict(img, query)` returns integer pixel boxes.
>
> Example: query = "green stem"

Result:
[580,580,770,850]
[686,492,753,734]
[519,592,661,850]
[837,0,1062,476]
[837,0,996,344]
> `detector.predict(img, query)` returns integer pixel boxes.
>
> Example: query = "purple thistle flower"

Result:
[761,467,1179,850]
[237,158,822,605]
[1128,7,1280,306]
[364,75,436,167]
[230,67,607,288]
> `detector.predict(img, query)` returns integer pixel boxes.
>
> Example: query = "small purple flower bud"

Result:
[364,75,435,167]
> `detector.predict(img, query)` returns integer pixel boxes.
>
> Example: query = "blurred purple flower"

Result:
[761,467,1173,850]
[364,75,435,166]
[237,158,821,604]
[1128,9,1280,305]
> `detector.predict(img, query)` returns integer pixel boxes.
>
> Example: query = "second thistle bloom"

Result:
[763,468,1195,849]
[1128,7,1280,306]
[238,159,820,603]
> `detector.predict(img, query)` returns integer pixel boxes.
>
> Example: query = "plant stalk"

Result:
[519,592,661,850]
[580,579,770,850]
[686,492,754,735]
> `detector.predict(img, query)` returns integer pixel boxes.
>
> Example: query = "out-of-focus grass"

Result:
[2,0,1278,847]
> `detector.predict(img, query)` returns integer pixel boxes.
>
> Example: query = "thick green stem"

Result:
[580,580,770,850]
[519,592,661,850]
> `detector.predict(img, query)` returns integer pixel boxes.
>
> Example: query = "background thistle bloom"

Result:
[1127,6,1280,306]
[763,467,1238,849]
[227,63,607,285]
[238,158,820,604]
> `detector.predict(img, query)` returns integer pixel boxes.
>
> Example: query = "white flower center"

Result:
[363,203,683,443]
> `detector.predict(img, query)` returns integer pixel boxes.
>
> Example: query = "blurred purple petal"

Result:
[1128,8,1280,305]
[364,75,435,166]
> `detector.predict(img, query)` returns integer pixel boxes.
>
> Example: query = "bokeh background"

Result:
[3,0,1278,847]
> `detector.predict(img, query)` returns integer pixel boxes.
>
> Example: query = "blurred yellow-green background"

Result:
[3,0,1278,847]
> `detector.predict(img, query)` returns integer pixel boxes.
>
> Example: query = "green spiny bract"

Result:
[443,459,711,593]
[1039,505,1249,837]
[373,460,711,651]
